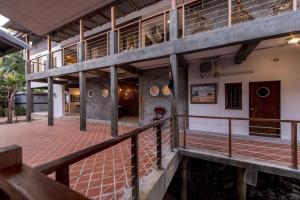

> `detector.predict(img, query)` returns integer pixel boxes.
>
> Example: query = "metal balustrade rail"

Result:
[178,115,299,170]
[35,117,174,200]
[26,0,300,74]
[28,54,47,74]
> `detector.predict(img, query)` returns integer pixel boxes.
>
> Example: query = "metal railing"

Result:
[28,54,47,74]
[35,117,174,199]
[178,115,299,169]
[27,0,299,74]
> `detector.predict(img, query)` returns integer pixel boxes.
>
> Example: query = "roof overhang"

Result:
[0,29,31,57]
[0,0,114,36]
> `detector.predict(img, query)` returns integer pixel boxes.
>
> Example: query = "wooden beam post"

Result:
[25,35,30,74]
[26,81,32,122]
[80,71,86,131]
[79,19,85,63]
[111,6,116,31]
[48,77,54,126]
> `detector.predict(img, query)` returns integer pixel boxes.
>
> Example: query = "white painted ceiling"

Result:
[0,0,113,35]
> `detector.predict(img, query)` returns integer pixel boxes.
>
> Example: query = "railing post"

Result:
[228,119,232,157]
[139,21,142,48]
[131,135,139,200]
[156,123,162,169]
[291,122,298,169]
[293,0,297,11]
[47,35,52,70]
[56,166,70,187]
[183,116,187,149]
[182,5,185,38]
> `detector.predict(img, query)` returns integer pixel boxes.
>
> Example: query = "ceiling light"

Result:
[288,38,300,45]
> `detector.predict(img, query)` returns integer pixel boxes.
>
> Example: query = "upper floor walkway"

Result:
[26,0,300,81]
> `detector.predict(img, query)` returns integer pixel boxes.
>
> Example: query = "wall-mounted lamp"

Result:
[288,38,300,45]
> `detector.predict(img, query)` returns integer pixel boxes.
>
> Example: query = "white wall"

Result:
[188,45,300,140]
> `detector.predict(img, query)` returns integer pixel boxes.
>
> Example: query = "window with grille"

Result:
[225,83,242,109]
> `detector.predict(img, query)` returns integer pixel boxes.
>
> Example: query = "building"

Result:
[0,0,300,199]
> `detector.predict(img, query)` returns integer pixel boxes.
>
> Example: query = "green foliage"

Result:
[0,108,7,117]
[14,106,27,116]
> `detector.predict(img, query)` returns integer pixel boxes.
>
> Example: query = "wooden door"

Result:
[249,81,280,137]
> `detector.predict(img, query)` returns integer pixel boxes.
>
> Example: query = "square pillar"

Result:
[79,19,85,62]
[79,71,86,131]
[110,65,118,137]
[26,81,32,122]
[48,77,54,126]
[170,54,179,147]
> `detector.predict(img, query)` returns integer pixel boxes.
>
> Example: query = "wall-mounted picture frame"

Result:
[70,95,80,102]
[191,83,217,104]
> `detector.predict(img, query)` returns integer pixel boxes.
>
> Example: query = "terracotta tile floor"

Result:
[181,131,300,168]
[0,119,172,200]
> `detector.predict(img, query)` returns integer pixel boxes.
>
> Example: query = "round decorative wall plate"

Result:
[102,89,109,97]
[88,89,94,98]
[162,85,171,96]
[150,86,159,97]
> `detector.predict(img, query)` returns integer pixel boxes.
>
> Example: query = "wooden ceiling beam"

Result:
[118,64,139,75]
[235,40,261,64]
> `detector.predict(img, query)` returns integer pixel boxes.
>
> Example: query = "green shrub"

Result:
[14,106,27,116]
[0,109,5,117]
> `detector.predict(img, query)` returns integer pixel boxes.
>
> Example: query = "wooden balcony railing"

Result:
[178,115,299,170]
[27,0,299,74]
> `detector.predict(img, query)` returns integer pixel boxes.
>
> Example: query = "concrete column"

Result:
[48,77,54,126]
[169,0,178,41]
[110,65,118,137]
[26,81,32,122]
[79,19,85,62]
[170,54,179,147]
[110,6,118,137]
[79,71,86,131]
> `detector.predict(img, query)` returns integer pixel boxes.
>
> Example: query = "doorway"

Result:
[118,78,139,124]
[249,81,281,137]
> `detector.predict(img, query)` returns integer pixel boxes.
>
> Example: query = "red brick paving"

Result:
[181,132,300,168]
[0,119,172,199]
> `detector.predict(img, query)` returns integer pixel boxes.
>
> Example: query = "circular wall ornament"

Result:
[257,87,270,98]
[88,89,94,98]
[150,86,160,97]
[162,85,171,96]
[102,89,109,98]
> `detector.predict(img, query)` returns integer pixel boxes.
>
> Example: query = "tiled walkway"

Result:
[182,131,300,168]
[0,119,172,199]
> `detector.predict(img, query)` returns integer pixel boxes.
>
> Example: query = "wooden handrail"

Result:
[35,117,171,175]
[177,115,300,123]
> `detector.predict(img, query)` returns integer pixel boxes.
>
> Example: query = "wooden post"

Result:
[48,77,54,126]
[56,166,70,187]
[111,6,116,31]
[293,0,297,11]
[110,65,118,137]
[171,0,176,9]
[47,35,52,69]
[25,35,30,74]
[80,71,86,131]
[182,5,185,38]
[170,0,178,41]
[131,135,139,200]
[228,119,232,157]
[163,12,167,42]
[291,122,298,169]
[156,123,162,169]
[228,0,232,27]
[139,21,142,48]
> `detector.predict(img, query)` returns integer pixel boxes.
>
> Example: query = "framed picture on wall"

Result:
[190,83,217,104]
[71,95,80,102]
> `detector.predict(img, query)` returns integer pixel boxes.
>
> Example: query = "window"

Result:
[225,83,242,109]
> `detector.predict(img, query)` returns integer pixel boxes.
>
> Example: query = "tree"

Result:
[0,52,25,123]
